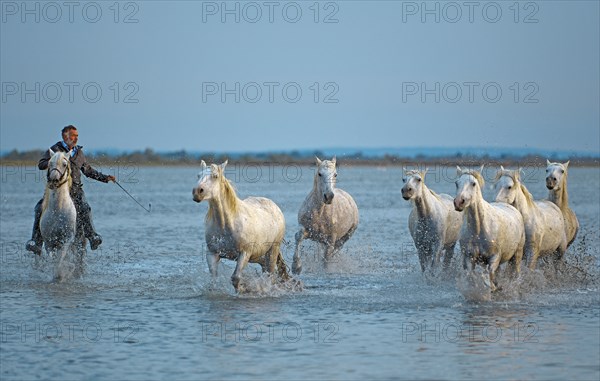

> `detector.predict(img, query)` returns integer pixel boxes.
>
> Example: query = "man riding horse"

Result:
[26,125,116,255]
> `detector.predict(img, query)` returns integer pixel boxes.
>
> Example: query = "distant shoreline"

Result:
[1,149,598,168]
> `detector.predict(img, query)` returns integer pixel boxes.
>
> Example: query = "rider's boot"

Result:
[81,207,102,250]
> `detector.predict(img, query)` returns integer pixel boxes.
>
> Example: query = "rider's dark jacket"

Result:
[38,142,111,187]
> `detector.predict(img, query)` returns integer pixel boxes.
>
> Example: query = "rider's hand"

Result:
[107,175,116,183]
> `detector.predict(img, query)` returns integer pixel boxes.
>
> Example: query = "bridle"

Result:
[47,158,71,189]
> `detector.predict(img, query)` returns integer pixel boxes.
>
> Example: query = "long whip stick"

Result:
[115,181,151,212]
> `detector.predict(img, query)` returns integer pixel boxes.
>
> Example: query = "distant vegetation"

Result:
[1,148,598,167]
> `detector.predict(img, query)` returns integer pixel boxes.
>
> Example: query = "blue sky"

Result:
[1,1,599,154]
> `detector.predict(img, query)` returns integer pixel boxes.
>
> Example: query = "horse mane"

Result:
[463,169,485,188]
[41,187,50,213]
[556,169,569,210]
[428,188,442,202]
[220,176,239,213]
[519,182,535,208]
[495,169,535,208]
[205,167,239,224]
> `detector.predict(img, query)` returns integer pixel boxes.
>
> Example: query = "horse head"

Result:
[545,160,569,190]
[46,149,72,189]
[454,165,485,212]
[494,166,522,205]
[401,169,428,201]
[315,156,337,205]
[193,159,228,203]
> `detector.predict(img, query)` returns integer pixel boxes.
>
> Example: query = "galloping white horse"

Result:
[454,167,525,291]
[192,160,289,291]
[40,149,77,279]
[495,167,567,269]
[292,157,359,274]
[401,169,462,272]
[545,160,579,248]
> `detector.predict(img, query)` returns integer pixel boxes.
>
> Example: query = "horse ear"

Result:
[315,156,322,165]
[564,161,570,169]
[546,159,551,166]
[48,148,55,155]
[500,165,505,171]
[479,164,485,174]
[331,156,337,165]
[456,166,462,176]
[220,159,228,171]
[422,168,428,178]
[200,160,207,170]
[493,170,501,182]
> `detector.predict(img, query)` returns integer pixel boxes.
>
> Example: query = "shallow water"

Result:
[1,164,599,380]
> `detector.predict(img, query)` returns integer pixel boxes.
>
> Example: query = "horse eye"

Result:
[318,173,322,177]
[508,186,512,189]
[472,182,476,187]
[334,173,338,177]
[402,178,406,183]
[561,170,564,174]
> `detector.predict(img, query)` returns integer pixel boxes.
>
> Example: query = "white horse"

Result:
[192,160,290,291]
[401,169,462,272]
[292,157,359,274]
[546,160,579,248]
[454,166,525,291]
[495,167,568,270]
[40,149,77,280]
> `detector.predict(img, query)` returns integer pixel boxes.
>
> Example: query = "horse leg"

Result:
[55,245,69,282]
[526,245,538,271]
[292,229,307,275]
[334,225,356,252]
[266,244,280,274]
[461,245,469,271]
[323,243,336,270]
[507,253,520,280]
[487,254,501,292]
[417,249,427,273]
[275,249,290,282]
[515,240,525,277]
[231,251,250,291]
[443,243,456,270]
[206,252,220,279]
[553,242,567,272]
[430,241,443,272]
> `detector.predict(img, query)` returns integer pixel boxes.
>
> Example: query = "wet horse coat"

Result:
[193,160,289,290]
[292,157,359,274]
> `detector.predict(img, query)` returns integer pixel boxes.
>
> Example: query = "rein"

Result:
[47,163,71,190]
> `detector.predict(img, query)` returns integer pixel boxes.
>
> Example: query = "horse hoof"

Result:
[231,276,241,291]
[26,240,42,256]
[289,278,304,291]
